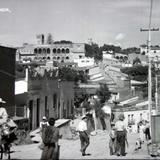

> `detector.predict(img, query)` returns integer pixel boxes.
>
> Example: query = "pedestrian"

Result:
[39,116,49,149]
[139,122,145,143]
[109,122,116,155]
[144,121,151,140]
[77,115,90,156]
[115,113,127,156]
[0,98,8,125]
[41,117,60,160]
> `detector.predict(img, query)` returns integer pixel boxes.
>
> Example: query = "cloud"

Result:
[115,33,125,41]
[0,8,11,13]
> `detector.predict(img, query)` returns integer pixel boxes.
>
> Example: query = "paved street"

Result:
[9,130,155,159]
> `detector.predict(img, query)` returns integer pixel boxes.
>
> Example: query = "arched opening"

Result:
[47,57,50,60]
[38,48,42,54]
[53,48,56,53]
[66,48,70,53]
[43,48,46,53]
[57,48,61,53]
[47,48,50,54]
[34,48,38,53]
[62,48,65,53]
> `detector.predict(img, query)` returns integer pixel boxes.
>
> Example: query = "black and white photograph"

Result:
[0,0,160,159]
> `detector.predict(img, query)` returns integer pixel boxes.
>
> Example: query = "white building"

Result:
[74,57,94,67]
[16,38,86,64]
[140,44,160,58]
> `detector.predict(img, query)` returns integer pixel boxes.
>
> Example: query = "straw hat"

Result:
[118,113,125,120]
[0,98,6,103]
[81,115,87,120]
[42,116,47,120]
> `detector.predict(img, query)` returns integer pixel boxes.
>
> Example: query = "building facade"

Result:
[16,43,86,64]
[27,73,75,130]
[0,45,16,116]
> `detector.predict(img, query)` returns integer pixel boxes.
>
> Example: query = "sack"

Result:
[7,119,17,129]
[43,126,56,144]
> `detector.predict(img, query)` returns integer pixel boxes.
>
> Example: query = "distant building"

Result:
[16,42,86,64]
[74,57,94,67]
[128,53,148,66]
[140,44,160,58]
[0,45,16,116]
[16,43,35,62]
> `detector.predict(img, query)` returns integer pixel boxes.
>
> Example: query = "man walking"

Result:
[77,115,90,156]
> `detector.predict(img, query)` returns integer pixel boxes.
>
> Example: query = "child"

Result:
[109,123,116,155]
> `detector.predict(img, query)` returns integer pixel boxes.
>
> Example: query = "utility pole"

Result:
[140,0,159,126]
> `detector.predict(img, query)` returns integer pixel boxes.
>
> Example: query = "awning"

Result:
[15,92,28,105]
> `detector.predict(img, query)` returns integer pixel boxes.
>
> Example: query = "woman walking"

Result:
[41,117,60,160]
[115,113,127,156]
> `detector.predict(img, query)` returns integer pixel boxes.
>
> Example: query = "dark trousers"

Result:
[79,131,90,154]
[145,128,151,140]
[41,143,59,160]
[116,131,126,156]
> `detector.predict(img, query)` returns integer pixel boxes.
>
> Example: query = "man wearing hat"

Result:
[115,113,127,156]
[0,98,8,125]
[77,115,90,156]
[39,116,49,150]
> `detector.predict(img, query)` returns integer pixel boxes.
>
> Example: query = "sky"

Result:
[0,0,160,49]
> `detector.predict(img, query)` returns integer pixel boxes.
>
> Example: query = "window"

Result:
[53,48,56,53]
[47,48,50,54]
[43,48,46,53]
[57,48,61,53]
[36,98,40,127]
[45,96,49,118]
[53,94,57,108]
[66,56,69,60]
[142,51,146,55]
[62,48,65,53]
[79,55,82,59]
[66,48,70,53]
[38,48,42,54]
[34,48,38,53]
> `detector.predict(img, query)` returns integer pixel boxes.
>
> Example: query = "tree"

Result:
[133,57,141,66]
[85,43,102,61]
[96,83,111,104]
[121,66,148,81]
[100,44,122,54]
[46,33,54,44]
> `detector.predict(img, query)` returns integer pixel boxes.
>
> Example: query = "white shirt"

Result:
[115,120,126,131]
[0,107,8,125]
[77,120,87,132]
[40,121,49,130]
[0,107,8,119]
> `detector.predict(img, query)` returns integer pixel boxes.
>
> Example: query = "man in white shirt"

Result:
[0,98,8,125]
[115,113,127,156]
[39,116,49,150]
[77,115,90,156]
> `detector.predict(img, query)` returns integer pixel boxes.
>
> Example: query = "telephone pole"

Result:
[140,0,159,126]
